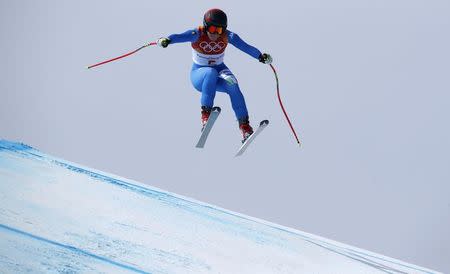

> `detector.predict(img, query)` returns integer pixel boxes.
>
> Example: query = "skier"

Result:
[156,8,272,143]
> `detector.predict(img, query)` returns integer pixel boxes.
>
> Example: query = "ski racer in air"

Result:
[156,8,273,143]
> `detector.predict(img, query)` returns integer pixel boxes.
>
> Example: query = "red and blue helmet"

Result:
[203,9,227,34]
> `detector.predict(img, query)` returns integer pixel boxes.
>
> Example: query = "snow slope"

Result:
[0,140,440,273]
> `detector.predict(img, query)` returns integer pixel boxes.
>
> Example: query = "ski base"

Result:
[195,107,221,148]
[235,120,269,157]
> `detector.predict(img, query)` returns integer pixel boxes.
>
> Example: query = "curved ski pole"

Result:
[269,64,301,146]
[87,41,157,69]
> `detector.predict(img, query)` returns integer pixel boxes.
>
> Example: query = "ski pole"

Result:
[269,64,301,146]
[87,41,157,69]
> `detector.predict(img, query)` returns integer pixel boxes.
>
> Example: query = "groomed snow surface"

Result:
[0,140,440,273]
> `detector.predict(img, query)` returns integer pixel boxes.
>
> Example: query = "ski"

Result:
[196,107,221,148]
[235,120,269,157]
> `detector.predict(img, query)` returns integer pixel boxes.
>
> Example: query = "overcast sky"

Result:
[1,0,449,272]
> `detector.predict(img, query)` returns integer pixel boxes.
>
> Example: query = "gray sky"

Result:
[1,0,449,272]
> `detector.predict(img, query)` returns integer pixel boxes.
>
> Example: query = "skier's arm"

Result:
[157,29,200,47]
[228,31,272,64]
[169,29,200,43]
[228,31,262,59]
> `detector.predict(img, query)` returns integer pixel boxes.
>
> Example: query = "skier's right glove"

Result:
[259,53,273,64]
[157,37,171,48]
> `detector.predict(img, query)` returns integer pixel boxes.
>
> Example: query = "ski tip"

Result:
[259,120,269,126]
[212,106,221,112]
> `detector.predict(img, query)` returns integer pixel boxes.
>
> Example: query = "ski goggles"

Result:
[206,25,224,34]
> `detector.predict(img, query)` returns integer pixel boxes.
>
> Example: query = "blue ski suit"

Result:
[168,27,262,120]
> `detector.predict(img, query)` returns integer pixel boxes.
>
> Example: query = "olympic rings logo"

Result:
[199,41,225,53]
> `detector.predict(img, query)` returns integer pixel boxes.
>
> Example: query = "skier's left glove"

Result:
[259,53,273,64]
[157,37,171,48]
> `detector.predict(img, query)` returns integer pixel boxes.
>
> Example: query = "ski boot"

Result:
[201,106,212,130]
[238,116,254,143]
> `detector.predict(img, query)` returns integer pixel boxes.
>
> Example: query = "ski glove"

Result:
[259,53,273,64]
[157,37,171,48]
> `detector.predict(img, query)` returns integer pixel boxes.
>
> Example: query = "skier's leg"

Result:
[216,67,249,121]
[216,66,254,141]
[190,66,219,108]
